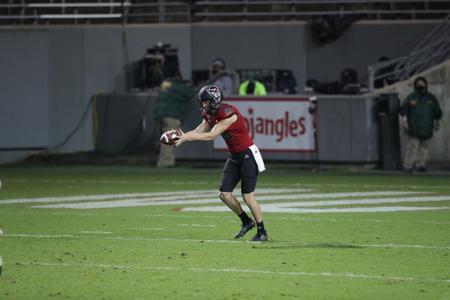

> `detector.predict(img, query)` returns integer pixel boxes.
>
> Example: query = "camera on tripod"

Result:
[134,43,180,90]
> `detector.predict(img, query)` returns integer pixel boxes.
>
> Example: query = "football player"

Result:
[175,85,268,241]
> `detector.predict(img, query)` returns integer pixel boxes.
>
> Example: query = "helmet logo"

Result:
[207,86,222,103]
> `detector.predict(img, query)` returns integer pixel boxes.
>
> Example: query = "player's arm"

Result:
[175,114,237,146]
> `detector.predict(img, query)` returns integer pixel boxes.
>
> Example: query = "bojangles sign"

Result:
[213,97,316,152]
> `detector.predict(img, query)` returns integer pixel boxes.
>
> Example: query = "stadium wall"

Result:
[0,21,440,163]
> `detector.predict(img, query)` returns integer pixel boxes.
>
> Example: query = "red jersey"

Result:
[202,103,253,154]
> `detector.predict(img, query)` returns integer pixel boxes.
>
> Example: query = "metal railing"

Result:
[368,14,450,91]
[0,1,191,25]
[1,0,450,25]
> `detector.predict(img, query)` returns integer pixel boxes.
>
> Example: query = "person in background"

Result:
[399,76,442,172]
[209,58,234,96]
[154,73,195,168]
[239,78,267,96]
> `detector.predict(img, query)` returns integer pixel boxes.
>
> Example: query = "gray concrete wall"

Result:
[48,29,85,151]
[0,25,191,155]
[0,30,49,149]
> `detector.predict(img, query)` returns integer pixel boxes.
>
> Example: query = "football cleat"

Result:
[234,221,255,239]
[250,231,269,242]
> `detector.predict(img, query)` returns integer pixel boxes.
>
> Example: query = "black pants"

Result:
[219,148,258,194]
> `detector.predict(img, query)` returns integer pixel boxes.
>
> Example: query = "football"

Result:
[160,128,182,145]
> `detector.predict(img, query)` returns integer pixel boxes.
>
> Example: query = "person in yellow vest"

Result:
[239,79,267,96]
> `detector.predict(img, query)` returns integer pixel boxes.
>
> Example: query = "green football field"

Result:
[0,165,449,299]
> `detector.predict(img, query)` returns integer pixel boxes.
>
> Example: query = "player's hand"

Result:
[174,130,188,147]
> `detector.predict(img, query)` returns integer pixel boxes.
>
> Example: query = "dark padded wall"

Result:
[94,93,157,153]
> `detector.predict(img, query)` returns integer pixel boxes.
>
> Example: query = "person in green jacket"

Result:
[399,76,442,172]
[154,75,195,167]
[239,79,267,96]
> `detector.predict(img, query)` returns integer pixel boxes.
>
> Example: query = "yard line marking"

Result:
[5,233,449,249]
[364,219,393,223]
[6,233,241,244]
[46,212,450,225]
[299,243,449,250]
[424,220,450,225]
[31,191,426,209]
[78,231,113,234]
[278,216,450,226]
[11,179,210,185]
[128,228,165,231]
[182,195,450,213]
[177,224,216,227]
[22,262,450,283]
[184,206,450,213]
[0,188,313,205]
[146,214,232,219]
[357,243,449,249]
[9,178,450,190]
[265,196,450,208]
[286,183,450,190]
[0,190,217,204]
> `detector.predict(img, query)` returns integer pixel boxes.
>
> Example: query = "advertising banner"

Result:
[213,97,316,152]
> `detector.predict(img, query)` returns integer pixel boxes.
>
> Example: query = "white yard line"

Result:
[266,196,450,207]
[146,214,232,219]
[278,216,450,225]
[424,220,450,225]
[178,224,216,227]
[5,233,449,250]
[182,195,450,213]
[10,178,450,190]
[11,179,210,185]
[0,190,217,204]
[21,261,450,283]
[184,206,450,213]
[0,188,312,205]
[357,243,448,250]
[288,183,450,190]
[31,191,425,209]
[128,228,165,231]
[46,212,450,225]
[78,231,113,234]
